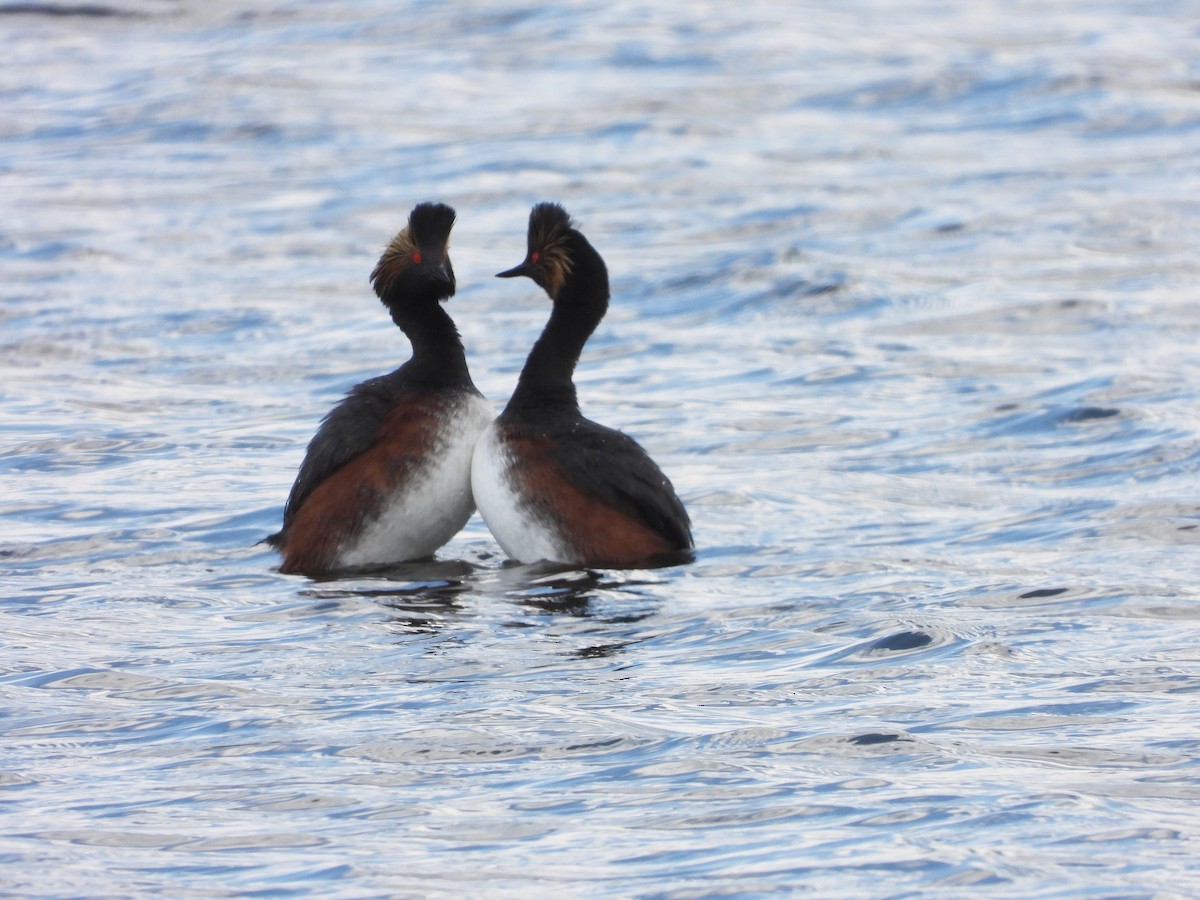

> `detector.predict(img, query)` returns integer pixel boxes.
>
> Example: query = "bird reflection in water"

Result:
[298,557,665,647]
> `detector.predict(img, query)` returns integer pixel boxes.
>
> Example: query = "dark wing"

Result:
[268,373,406,543]
[550,418,693,551]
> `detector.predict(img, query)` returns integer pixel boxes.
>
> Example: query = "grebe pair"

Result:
[267,203,692,576]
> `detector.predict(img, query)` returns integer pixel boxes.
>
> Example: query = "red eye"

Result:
[531,251,540,263]
[412,251,422,264]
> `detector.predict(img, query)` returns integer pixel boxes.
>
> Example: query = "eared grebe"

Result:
[268,202,492,575]
[470,203,692,567]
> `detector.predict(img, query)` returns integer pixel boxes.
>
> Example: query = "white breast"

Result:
[338,393,493,567]
[470,423,567,565]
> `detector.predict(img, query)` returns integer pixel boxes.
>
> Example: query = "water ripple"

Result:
[3,0,1200,896]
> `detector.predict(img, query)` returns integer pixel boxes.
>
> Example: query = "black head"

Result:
[497,202,605,302]
[371,202,457,305]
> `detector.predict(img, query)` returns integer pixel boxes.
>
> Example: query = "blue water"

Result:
[4,0,1200,895]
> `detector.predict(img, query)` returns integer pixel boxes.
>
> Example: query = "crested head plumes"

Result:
[371,202,457,301]
[527,202,575,300]
[409,202,456,248]
[528,202,573,244]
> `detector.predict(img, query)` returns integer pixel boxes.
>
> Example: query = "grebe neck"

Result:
[508,277,607,414]
[392,301,473,388]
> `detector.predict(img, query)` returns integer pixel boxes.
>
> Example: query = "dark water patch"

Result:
[1019,587,1069,600]
[849,732,911,747]
[981,403,1124,437]
[573,641,633,659]
[871,630,934,652]
[811,626,962,667]
[1063,406,1120,423]
[960,584,1124,613]
[0,3,144,17]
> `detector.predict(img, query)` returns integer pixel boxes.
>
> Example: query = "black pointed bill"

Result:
[496,260,534,279]
[432,260,454,285]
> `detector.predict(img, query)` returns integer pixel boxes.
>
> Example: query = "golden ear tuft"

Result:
[370,225,418,299]
[540,244,572,300]
[527,203,574,299]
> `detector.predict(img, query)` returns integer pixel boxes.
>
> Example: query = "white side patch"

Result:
[338,394,493,567]
[470,424,567,564]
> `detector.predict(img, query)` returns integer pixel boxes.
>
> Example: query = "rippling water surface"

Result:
[4,0,1200,895]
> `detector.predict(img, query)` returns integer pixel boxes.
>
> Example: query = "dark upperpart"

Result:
[496,203,610,414]
[370,201,472,388]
